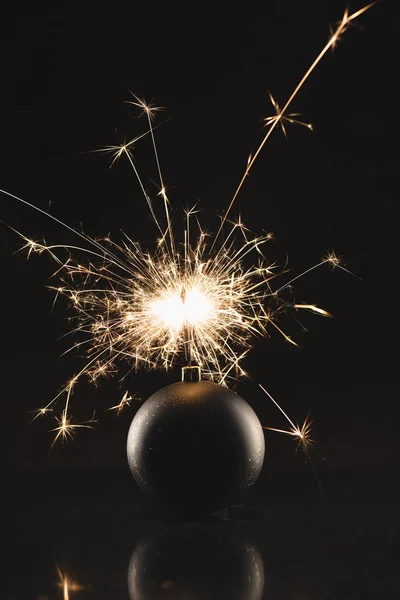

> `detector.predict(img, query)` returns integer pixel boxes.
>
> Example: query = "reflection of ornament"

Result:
[127,368,265,515]
[128,524,265,600]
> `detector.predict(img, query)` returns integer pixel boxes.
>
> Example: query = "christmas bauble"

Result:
[127,380,265,515]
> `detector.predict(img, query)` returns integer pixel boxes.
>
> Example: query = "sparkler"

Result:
[4,177,340,445]
[1,3,377,448]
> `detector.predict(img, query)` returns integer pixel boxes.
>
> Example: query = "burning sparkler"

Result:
[4,175,342,444]
[1,3,378,448]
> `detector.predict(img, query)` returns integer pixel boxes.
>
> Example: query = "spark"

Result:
[30,406,53,423]
[295,417,314,450]
[259,383,331,509]
[259,381,332,510]
[126,91,175,255]
[126,92,164,120]
[50,410,96,448]
[294,304,333,318]
[107,390,134,415]
[264,92,313,139]
[259,384,314,450]
[93,132,146,169]
[324,250,357,277]
[264,417,314,450]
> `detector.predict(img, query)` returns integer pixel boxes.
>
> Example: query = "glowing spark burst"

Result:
[259,384,314,452]
[263,417,314,452]
[264,92,313,139]
[126,91,164,120]
[50,409,96,449]
[24,218,288,382]
[294,417,314,451]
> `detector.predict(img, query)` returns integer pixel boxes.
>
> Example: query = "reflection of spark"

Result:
[107,390,134,415]
[0,3,378,445]
[56,566,84,600]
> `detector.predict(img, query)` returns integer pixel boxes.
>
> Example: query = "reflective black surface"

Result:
[4,467,399,598]
[128,524,264,599]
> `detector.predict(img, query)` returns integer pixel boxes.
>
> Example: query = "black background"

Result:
[1,1,399,597]
[1,0,397,480]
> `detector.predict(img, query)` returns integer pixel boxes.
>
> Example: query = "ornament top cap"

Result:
[182,366,201,383]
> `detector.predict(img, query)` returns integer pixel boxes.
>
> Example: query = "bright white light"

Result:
[150,287,214,331]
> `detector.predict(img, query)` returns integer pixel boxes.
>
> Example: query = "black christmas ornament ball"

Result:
[127,378,265,515]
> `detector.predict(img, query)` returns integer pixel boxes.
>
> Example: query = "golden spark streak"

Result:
[259,384,297,430]
[212,2,379,248]
[126,92,176,256]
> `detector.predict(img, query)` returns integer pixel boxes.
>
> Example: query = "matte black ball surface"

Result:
[127,381,265,514]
